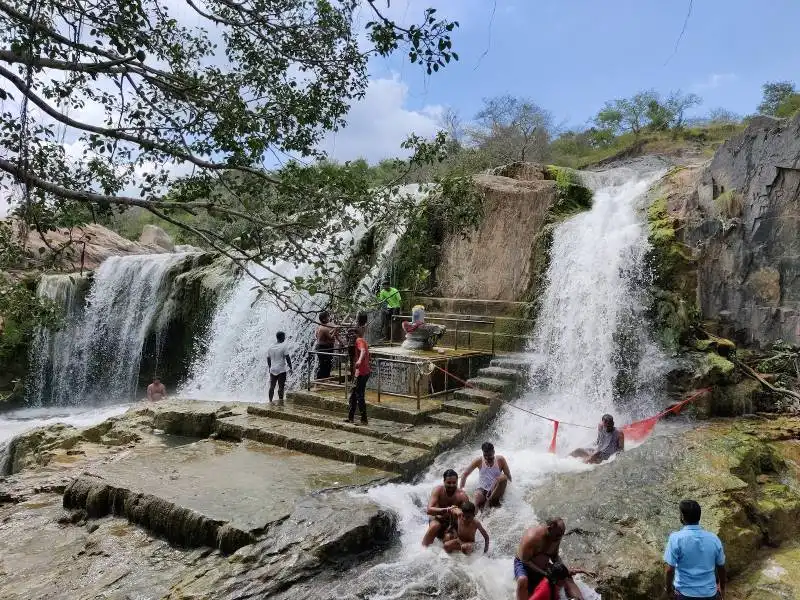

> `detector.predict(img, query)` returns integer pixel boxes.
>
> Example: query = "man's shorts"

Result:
[675,592,720,600]
[513,557,544,594]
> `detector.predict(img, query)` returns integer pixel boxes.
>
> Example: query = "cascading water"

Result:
[181,184,428,401]
[28,253,190,406]
[325,168,668,600]
[179,261,318,400]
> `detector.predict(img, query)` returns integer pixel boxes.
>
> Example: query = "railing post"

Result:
[416,366,421,411]
[454,319,459,350]
[444,357,449,393]
[307,352,312,391]
[491,321,496,356]
[377,359,381,403]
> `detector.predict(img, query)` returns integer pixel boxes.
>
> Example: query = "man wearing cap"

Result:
[377,280,401,342]
[569,414,624,464]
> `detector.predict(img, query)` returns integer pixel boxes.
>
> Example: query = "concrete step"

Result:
[288,390,436,425]
[453,386,498,405]
[440,399,490,418]
[477,366,524,382]
[426,411,475,428]
[214,413,430,476]
[466,376,515,395]
[247,404,459,451]
[490,356,533,373]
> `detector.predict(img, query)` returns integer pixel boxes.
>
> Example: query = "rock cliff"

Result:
[682,114,800,347]
[436,163,592,302]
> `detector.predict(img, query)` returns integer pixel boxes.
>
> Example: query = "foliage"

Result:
[758,81,797,116]
[545,165,593,216]
[391,175,483,295]
[468,95,554,163]
[593,90,702,138]
[0,0,460,312]
[0,274,60,364]
[774,94,800,118]
[714,189,743,219]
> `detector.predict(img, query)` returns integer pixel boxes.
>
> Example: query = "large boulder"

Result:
[139,224,175,252]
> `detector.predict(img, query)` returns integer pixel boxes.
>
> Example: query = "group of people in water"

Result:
[423,421,726,600]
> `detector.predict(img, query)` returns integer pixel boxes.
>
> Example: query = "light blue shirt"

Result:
[664,524,725,597]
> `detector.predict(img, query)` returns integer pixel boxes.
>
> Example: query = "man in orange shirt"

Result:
[345,327,371,424]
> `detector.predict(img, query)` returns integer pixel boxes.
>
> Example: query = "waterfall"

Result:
[179,261,317,401]
[529,168,667,417]
[324,168,667,600]
[28,254,190,405]
[25,274,85,405]
[181,183,428,401]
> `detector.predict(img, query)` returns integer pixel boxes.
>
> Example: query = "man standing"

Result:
[315,311,337,380]
[377,280,401,341]
[267,331,292,405]
[146,377,166,402]
[459,441,512,511]
[422,469,470,547]
[569,414,624,464]
[664,500,726,600]
[515,518,585,600]
[345,325,370,424]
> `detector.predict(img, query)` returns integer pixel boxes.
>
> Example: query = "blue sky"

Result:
[324,0,800,161]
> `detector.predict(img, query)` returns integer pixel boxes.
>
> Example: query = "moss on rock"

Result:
[545,165,593,217]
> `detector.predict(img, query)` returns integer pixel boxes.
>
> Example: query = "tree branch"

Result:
[0,64,278,183]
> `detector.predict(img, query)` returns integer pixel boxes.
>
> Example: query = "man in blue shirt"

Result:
[664,499,726,599]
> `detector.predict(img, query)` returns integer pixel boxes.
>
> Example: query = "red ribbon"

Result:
[548,420,559,454]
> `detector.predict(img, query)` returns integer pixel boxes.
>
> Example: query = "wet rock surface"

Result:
[528,417,800,600]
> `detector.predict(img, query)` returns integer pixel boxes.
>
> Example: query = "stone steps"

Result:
[426,411,475,428]
[466,376,516,396]
[246,404,459,451]
[453,386,498,405]
[214,413,430,476]
[440,398,490,418]
[490,356,533,374]
[290,390,434,425]
[477,366,525,381]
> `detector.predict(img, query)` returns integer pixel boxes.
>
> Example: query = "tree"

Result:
[664,90,702,129]
[594,89,702,136]
[758,81,796,115]
[0,0,461,313]
[704,107,741,125]
[468,95,554,163]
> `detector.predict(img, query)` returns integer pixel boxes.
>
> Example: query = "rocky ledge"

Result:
[529,416,800,600]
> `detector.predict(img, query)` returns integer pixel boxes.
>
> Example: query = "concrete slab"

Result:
[82,438,390,537]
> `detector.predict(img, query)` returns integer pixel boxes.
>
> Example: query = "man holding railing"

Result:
[377,280,401,342]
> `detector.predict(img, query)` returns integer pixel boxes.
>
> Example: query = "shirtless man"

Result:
[146,377,166,402]
[460,441,512,511]
[315,311,337,380]
[422,469,470,547]
[443,500,489,555]
[515,518,585,600]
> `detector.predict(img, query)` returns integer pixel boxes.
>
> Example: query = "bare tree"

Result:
[468,95,554,163]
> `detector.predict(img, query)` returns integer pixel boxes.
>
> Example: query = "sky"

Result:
[323,0,800,161]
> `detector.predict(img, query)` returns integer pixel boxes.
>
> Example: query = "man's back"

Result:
[664,525,725,597]
[268,342,289,374]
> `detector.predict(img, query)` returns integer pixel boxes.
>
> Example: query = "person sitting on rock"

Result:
[422,469,470,547]
[443,500,489,555]
[569,414,624,464]
[459,441,512,511]
[146,377,166,402]
[515,518,586,600]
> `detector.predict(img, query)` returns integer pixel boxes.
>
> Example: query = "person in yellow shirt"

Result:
[377,280,401,341]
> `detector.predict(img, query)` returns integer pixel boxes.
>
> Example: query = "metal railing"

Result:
[307,349,478,410]
[389,314,497,355]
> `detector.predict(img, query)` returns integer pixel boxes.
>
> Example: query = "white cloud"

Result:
[319,75,442,162]
[693,73,737,91]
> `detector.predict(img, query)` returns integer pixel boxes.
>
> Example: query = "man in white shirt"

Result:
[267,331,293,405]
